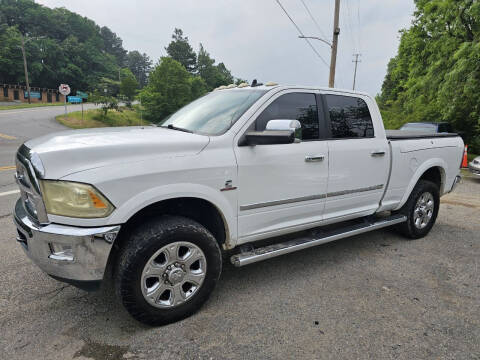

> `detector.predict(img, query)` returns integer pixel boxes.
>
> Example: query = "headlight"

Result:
[40,180,114,218]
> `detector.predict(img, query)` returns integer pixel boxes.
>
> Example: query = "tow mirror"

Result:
[240,119,301,146]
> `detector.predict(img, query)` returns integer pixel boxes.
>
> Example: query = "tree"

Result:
[100,26,127,66]
[89,91,119,118]
[0,26,23,84]
[378,0,480,153]
[139,57,208,122]
[0,0,143,93]
[119,68,139,105]
[165,28,197,73]
[126,50,152,88]
[196,43,234,90]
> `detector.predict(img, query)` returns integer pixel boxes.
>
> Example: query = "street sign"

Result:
[58,84,71,96]
[68,96,82,103]
[76,91,88,99]
[24,91,41,99]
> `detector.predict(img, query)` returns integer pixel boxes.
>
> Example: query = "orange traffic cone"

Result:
[461,145,468,168]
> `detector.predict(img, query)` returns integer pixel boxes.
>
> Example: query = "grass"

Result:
[0,102,67,110]
[56,107,146,129]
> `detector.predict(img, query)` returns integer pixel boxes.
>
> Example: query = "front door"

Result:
[322,94,390,221]
[235,91,329,243]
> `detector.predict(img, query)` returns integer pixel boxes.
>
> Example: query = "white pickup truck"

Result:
[14,84,464,325]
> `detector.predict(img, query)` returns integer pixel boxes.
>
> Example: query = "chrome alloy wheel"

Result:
[413,192,434,229]
[141,241,207,308]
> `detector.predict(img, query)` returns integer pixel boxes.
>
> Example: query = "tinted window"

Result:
[438,123,453,133]
[256,93,320,140]
[325,95,374,138]
[3,87,7,97]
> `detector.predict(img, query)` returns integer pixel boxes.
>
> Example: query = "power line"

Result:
[299,0,328,41]
[274,0,329,68]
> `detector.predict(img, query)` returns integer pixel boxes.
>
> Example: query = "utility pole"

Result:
[329,0,341,88]
[352,53,361,90]
[19,33,31,104]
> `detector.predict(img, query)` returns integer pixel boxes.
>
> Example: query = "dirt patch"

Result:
[441,199,477,208]
[74,339,130,360]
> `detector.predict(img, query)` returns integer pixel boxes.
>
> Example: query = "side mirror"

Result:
[243,130,295,146]
[265,119,301,131]
[239,119,301,146]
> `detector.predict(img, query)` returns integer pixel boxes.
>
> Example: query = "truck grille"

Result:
[15,145,48,224]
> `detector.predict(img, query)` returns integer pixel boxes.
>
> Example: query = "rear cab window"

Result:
[324,94,374,139]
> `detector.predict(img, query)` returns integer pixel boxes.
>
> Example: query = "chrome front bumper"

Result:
[469,164,480,177]
[13,199,120,283]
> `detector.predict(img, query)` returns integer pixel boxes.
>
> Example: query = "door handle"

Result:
[370,151,386,157]
[305,155,325,162]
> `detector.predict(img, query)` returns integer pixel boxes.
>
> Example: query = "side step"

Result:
[230,214,407,267]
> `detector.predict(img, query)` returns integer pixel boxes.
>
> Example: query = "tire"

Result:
[115,215,222,326]
[395,180,440,239]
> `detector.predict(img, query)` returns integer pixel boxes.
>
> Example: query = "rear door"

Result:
[322,94,389,221]
[234,90,329,243]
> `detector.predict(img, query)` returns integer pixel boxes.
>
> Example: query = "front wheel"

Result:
[395,180,440,239]
[115,216,222,326]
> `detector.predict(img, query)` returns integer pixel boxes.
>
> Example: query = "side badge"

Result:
[220,180,237,192]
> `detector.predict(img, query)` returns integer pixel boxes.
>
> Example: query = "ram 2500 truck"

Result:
[14,85,464,325]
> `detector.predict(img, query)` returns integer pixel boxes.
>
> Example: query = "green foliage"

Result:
[378,0,480,152]
[165,28,197,73]
[0,25,23,83]
[57,107,144,129]
[126,50,152,88]
[0,0,139,93]
[165,29,237,90]
[197,44,234,90]
[89,90,119,118]
[139,57,208,122]
[119,68,139,104]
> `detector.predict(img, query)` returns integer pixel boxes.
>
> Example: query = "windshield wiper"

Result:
[161,124,193,133]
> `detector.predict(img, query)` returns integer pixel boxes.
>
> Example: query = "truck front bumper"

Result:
[13,199,120,289]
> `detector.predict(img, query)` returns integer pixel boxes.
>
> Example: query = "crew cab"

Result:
[13,84,464,325]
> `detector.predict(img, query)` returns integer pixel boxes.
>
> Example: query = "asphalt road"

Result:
[0,108,479,359]
[0,104,98,217]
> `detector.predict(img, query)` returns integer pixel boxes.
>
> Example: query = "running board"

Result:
[230,214,407,267]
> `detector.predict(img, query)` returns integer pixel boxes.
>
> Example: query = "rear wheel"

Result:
[395,180,440,239]
[115,216,222,326]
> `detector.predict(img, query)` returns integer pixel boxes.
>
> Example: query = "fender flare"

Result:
[394,158,447,211]
[108,183,237,247]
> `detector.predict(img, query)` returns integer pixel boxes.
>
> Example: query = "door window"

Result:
[325,95,374,138]
[255,93,320,140]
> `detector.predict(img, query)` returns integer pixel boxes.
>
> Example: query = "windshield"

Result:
[160,89,268,135]
[400,123,437,132]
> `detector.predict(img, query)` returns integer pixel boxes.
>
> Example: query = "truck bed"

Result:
[386,130,459,140]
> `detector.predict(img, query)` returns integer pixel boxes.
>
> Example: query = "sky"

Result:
[36,0,416,96]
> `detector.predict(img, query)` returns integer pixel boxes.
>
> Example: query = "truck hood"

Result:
[25,126,210,179]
